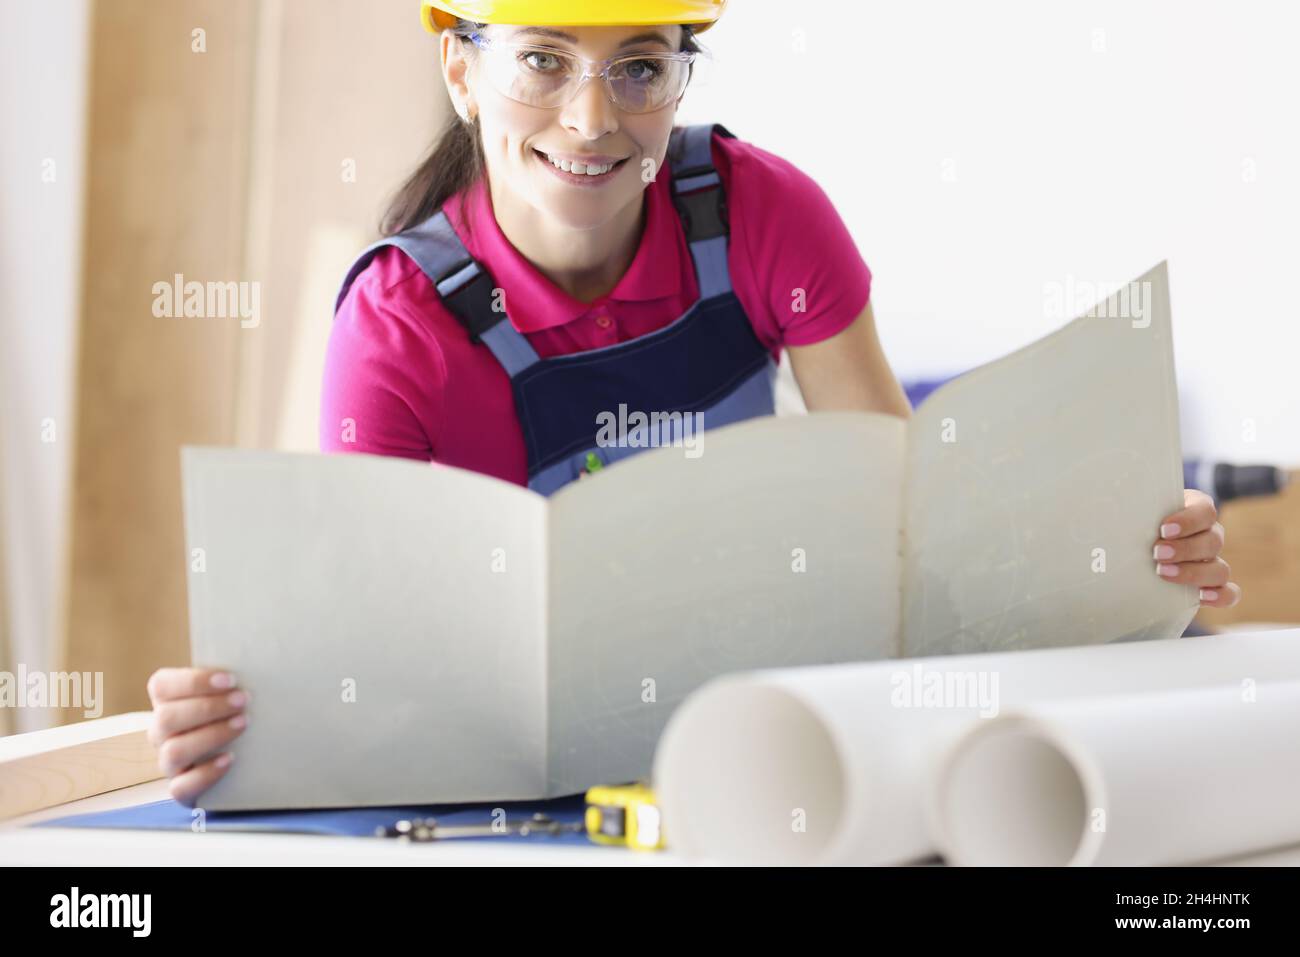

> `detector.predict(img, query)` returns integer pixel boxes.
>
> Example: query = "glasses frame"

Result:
[466,31,698,113]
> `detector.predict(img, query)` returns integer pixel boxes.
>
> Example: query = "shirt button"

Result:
[595,314,612,329]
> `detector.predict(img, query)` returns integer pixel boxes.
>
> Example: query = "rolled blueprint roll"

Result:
[930,681,1300,866]
[651,628,1300,866]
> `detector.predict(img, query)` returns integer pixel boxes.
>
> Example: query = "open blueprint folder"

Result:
[36,794,590,842]
[181,261,1198,811]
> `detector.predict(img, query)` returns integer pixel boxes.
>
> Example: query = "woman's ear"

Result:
[440,31,476,121]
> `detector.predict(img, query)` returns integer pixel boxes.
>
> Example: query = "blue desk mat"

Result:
[34,793,595,846]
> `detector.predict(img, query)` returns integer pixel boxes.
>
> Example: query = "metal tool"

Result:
[374,812,584,843]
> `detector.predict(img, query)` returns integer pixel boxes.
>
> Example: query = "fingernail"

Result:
[1160,523,1181,538]
[227,690,247,708]
[215,752,234,768]
[1154,544,1176,560]
[1156,562,1179,578]
[1199,588,1219,602]
[210,672,237,690]
[228,714,247,731]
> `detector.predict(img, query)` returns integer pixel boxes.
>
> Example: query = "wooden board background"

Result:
[55,0,442,723]
[1197,474,1300,630]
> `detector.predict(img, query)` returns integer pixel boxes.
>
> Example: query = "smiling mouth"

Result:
[534,148,631,177]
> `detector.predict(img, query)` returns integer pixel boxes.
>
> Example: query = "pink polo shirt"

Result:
[321,128,872,486]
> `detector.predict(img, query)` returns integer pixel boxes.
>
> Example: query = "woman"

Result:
[146,0,1239,806]
[324,0,912,489]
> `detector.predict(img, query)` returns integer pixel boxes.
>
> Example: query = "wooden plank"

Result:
[58,0,439,725]
[0,712,161,820]
[58,0,256,723]
[1197,472,1300,629]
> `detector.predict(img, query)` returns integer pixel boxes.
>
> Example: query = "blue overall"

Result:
[336,123,778,496]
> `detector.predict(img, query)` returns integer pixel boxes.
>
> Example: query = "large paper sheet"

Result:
[903,261,1196,656]
[183,449,549,810]
[652,628,1300,865]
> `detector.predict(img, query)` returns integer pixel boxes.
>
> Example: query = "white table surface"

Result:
[5,776,1296,867]
[0,779,686,866]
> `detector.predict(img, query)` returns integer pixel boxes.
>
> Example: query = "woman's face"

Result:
[443,23,687,232]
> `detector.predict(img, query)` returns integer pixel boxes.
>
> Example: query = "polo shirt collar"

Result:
[443,172,683,334]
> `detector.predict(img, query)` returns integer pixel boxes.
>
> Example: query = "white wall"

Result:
[0,0,90,732]
[682,0,1300,462]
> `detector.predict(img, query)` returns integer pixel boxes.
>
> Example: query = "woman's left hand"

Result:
[1153,489,1242,608]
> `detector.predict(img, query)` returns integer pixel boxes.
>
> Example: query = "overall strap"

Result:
[333,210,540,377]
[668,122,736,299]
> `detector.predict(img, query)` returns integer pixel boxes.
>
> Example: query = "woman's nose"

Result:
[559,74,619,141]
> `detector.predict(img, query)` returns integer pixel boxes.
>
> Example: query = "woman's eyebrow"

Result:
[617,31,674,50]
[510,26,579,44]
[508,26,674,50]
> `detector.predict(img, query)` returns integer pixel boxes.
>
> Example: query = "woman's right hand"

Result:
[145,667,248,807]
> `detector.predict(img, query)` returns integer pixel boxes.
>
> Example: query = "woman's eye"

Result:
[623,59,665,82]
[519,50,564,73]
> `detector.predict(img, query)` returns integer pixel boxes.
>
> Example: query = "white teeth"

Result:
[545,152,616,176]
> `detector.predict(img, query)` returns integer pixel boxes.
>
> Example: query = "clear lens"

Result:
[474,44,574,107]
[474,38,692,114]
[608,55,690,113]
[513,47,580,107]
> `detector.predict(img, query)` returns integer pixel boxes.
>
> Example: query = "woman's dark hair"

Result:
[380,19,704,237]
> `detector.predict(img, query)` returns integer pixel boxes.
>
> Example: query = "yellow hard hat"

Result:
[420,0,727,35]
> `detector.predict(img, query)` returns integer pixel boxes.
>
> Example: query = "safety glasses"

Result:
[467,31,696,114]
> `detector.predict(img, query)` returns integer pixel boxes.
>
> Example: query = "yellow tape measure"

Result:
[583,783,666,850]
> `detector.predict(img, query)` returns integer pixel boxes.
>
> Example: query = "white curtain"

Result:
[0,0,90,734]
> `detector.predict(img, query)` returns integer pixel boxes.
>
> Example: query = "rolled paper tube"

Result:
[930,681,1300,866]
[651,628,1300,866]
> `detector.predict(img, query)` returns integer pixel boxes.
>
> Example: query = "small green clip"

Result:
[584,451,604,474]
